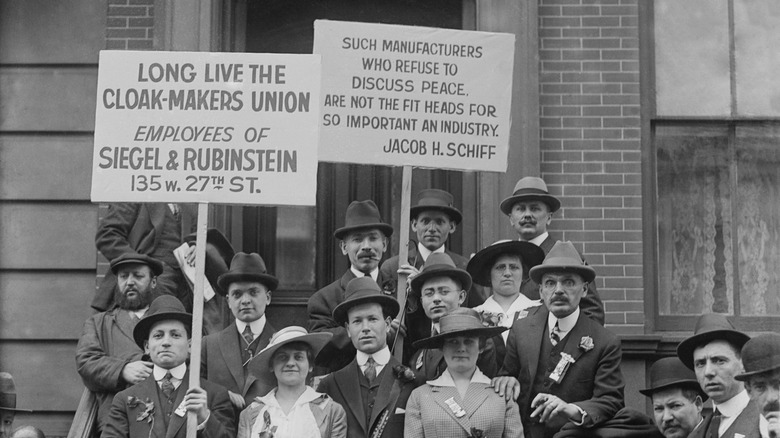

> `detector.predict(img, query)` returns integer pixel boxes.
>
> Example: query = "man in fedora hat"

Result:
[0,373,32,438]
[500,176,605,325]
[406,253,499,380]
[677,313,760,438]
[317,277,424,438]
[492,241,624,438]
[640,357,707,438]
[735,333,780,438]
[201,252,278,414]
[94,203,197,312]
[102,295,235,438]
[309,200,402,373]
[76,253,163,432]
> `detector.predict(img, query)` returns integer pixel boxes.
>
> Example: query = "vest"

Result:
[359,364,386,433]
[529,323,572,437]
[157,381,181,428]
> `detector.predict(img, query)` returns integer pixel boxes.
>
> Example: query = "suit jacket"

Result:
[76,308,145,431]
[687,398,761,438]
[94,203,196,311]
[500,306,624,438]
[308,269,393,373]
[317,356,423,438]
[519,235,605,326]
[237,391,347,438]
[101,371,235,438]
[201,322,276,408]
[404,379,524,438]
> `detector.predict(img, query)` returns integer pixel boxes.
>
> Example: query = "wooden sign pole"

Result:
[186,202,209,438]
[392,165,412,361]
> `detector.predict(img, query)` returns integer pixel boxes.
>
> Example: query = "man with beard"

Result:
[735,333,780,438]
[76,253,162,432]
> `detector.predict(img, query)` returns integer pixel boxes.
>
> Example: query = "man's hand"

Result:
[227,390,245,409]
[530,393,581,424]
[185,244,197,267]
[121,361,153,385]
[183,386,210,424]
[387,317,407,346]
[490,376,521,401]
[396,264,421,279]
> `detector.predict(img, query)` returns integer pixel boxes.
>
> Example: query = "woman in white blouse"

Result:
[237,326,346,438]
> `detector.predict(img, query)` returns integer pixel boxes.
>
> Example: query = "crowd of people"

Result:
[4,177,777,438]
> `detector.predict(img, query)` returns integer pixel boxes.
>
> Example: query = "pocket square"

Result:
[394,408,405,414]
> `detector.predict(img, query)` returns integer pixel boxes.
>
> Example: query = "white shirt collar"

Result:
[350,266,379,282]
[427,368,491,387]
[235,314,267,339]
[713,388,750,418]
[759,415,769,438]
[523,231,549,247]
[417,242,445,262]
[356,346,391,367]
[478,294,541,317]
[258,386,322,408]
[547,307,580,337]
[153,362,187,381]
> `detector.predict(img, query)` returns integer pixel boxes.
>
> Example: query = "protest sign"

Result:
[91,50,321,205]
[314,20,515,172]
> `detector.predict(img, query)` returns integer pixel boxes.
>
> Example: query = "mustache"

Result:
[764,401,780,415]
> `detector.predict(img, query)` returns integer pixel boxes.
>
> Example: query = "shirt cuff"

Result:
[569,404,588,426]
[197,411,211,430]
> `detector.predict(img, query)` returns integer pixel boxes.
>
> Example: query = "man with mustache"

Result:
[640,357,706,438]
[76,253,162,432]
[677,313,760,438]
[309,200,402,373]
[735,333,780,438]
[491,241,624,438]
[500,176,605,325]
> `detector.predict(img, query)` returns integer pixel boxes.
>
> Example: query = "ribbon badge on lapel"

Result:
[549,352,576,384]
[444,397,467,418]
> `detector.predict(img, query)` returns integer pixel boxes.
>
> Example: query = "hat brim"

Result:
[333,223,394,240]
[467,241,545,287]
[333,294,400,325]
[111,257,164,277]
[410,205,462,225]
[639,379,708,400]
[735,364,780,381]
[216,272,279,292]
[253,332,333,370]
[500,194,561,215]
[412,326,507,350]
[410,267,472,296]
[676,330,751,370]
[529,264,596,284]
[133,311,193,347]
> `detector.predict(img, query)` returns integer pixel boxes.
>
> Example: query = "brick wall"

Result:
[106,0,155,50]
[538,0,642,334]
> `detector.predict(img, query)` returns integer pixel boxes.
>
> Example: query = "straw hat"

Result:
[412,308,507,350]
[254,326,333,369]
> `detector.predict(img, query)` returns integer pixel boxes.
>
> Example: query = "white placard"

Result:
[91,50,321,205]
[314,20,515,172]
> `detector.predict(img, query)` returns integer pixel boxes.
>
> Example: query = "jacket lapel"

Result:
[558,311,594,364]
[524,307,547,385]
[369,357,399,429]
[430,386,473,435]
[335,360,367,435]
[540,235,556,254]
[164,373,189,438]
[243,323,276,396]
[218,323,244,390]
[462,385,490,420]
[135,376,167,438]
[423,348,444,379]
[114,309,138,343]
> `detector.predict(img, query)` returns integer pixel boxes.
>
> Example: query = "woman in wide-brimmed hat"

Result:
[404,308,524,438]
[237,326,346,438]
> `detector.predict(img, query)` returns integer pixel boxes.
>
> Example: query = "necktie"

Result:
[242,325,254,345]
[550,322,561,346]
[708,409,722,438]
[161,372,174,399]
[364,356,377,383]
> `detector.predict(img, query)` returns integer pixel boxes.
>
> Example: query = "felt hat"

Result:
[333,200,394,240]
[676,313,751,370]
[332,276,400,324]
[0,373,32,412]
[110,253,164,276]
[499,176,561,215]
[639,357,707,400]
[529,241,596,284]
[413,308,507,350]
[254,326,333,369]
[133,295,192,347]
[410,253,473,296]
[183,228,235,295]
[735,333,780,381]
[409,189,462,224]
[466,240,546,287]
[216,252,279,292]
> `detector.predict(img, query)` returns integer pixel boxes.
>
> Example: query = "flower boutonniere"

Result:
[468,427,485,438]
[127,396,154,423]
[392,365,416,384]
[257,410,277,438]
[579,336,594,352]
[479,310,503,328]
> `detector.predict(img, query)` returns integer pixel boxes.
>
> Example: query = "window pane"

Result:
[654,0,731,116]
[736,124,780,315]
[734,0,780,116]
[275,206,316,290]
[656,124,733,315]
